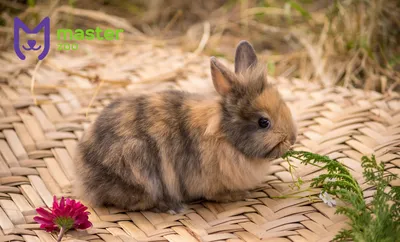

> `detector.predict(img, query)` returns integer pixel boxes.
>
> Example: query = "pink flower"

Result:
[34,196,92,232]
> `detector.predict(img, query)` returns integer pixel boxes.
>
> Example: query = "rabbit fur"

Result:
[74,40,297,213]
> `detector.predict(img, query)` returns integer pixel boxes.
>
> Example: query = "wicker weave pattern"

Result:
[0,43,399,242]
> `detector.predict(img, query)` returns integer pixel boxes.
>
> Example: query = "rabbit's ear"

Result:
[235,40,258,74]
[210,57,236,96]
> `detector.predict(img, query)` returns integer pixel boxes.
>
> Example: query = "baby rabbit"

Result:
[74,40,297,213]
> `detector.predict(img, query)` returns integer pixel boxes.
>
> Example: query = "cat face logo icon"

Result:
[14,17,50,60]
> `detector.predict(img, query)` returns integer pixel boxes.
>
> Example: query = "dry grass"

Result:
[0,0,213,113]
[1,0,399,92]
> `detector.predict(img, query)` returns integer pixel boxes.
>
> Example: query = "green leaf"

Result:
[27,0,36,7]
[267,61,275,76]
[68,0,77,7]
[288,1,311,19]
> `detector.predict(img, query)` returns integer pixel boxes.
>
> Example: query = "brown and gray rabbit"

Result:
[74,40,297,213]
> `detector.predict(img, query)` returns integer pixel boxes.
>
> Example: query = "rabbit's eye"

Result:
[258,117,271,129]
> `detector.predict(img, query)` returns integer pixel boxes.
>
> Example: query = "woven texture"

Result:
[0,43,399,242]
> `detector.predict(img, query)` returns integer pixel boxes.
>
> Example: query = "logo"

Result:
[13,17,124,60]
[14,17,50,60]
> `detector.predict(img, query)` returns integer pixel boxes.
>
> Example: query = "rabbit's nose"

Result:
[290,134,297,145]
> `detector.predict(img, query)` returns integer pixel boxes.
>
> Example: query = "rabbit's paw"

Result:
[150,203,186,214]
[166,204,187,215]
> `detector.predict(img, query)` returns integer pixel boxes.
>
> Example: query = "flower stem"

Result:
[57,227,66,242]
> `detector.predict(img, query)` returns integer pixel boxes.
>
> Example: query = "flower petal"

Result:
[66,198,74,208]
[34,216,54,226]
[75,220,92,230]
[36,208,55,220]
[60,197,65,210]
[52,196,59,210]
[71,206,88,218]
[319,193,327,203]
[74,214,89,223]
[40,223,58,232]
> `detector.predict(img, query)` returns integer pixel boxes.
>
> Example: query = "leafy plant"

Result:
[285,0,311,19]
[283,151,400,241]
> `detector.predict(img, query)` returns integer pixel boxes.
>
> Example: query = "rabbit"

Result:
[74,40,297,213]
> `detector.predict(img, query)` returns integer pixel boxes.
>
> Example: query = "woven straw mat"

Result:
[0,43,399,242]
